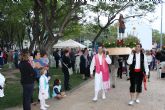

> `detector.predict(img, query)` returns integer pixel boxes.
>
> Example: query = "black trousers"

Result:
[85,66,90,77]
[55,59,59,68]
[22,84,34,110]
[117,67,122,78]
[64,71,70,90]
[14,59,19,68]
[148,65,151,79]
[130,72,143,93]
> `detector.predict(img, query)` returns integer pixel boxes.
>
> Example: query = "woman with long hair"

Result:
[19,49,35,110]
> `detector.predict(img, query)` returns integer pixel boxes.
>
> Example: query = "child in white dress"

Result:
[39,68,50,110]
[0,73,5,97]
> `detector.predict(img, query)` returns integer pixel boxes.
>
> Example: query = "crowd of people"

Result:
[17,47,95,110]
[0,47,20,69]
[18,49,70,110]
[53,48,94,80]
[0,43,164,110]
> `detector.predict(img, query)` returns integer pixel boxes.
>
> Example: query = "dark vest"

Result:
[130,52,145,73]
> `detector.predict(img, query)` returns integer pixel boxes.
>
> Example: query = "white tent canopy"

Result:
[53,39,86,48]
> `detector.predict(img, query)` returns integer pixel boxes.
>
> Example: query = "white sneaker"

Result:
[44,104,50,108]
[128,100,134,105]
[92,97,97,102]
[40,107,47,110]
[135,99,140,103]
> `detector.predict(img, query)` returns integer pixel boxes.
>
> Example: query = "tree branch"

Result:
[59,1,87,34]
[92,2,137,43]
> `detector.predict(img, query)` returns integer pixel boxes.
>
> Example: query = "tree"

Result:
[152,29,165,45]
[0,0,32,50]
[84,1,158,46]
[0,0,87,53]
[0,20,26,50]
[0,0,159,53]
[28,0,87,53]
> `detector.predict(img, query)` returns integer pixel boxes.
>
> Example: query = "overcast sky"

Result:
[150,2,165,33]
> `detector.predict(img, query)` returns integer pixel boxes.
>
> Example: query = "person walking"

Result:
[146,51,153,82]
[13,50,19,68]
[90,46,111,101]
[127,43,149,105]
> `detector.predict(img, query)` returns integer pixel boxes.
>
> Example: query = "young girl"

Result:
[39,68,50,110]
[52,79,66,99]
[0,73,5,97]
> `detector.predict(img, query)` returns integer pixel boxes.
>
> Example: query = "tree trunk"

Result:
[29,0,41,53]
[92,26,108,47]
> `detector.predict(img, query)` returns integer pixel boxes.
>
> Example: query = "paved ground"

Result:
[7,71,165,110]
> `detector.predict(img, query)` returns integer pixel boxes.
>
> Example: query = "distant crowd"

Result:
[1,45,165,110]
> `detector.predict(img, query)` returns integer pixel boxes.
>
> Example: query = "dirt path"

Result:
[6,71,165,110]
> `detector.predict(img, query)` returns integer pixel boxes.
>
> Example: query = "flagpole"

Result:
[160,1,163,49]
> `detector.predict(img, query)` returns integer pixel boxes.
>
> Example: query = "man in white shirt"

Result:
[127,43,149,105]
[90,46,111,101]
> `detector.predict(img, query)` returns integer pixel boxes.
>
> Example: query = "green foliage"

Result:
[63,22,82,39]
[0,19,26,49]
[124,35,140,48]
[138,1,155,12]
[108,24,117,37]
[152,29,160,43]
[103,35,140,48]
[152,29,165,45]
[0,0,159,51]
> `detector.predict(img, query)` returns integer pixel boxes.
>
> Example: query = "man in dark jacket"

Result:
[62,49,72,91]
[53,49,60,68]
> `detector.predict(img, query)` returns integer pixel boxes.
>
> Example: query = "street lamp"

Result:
[160,1,163,49]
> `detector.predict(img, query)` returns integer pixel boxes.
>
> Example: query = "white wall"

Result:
[125,18,152,50]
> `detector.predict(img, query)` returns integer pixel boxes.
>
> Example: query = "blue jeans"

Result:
[22,84,34,110]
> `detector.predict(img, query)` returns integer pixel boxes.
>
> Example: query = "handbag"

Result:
[63,63,73,75]
[68,68,73,75]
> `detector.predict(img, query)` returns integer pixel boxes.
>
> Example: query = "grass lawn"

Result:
[0,67,85,110]
[1,63,10,71]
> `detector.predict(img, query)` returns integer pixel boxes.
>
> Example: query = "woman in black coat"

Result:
[80,48,90,80]
[19,50,35,110]
[62,49,72,91]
